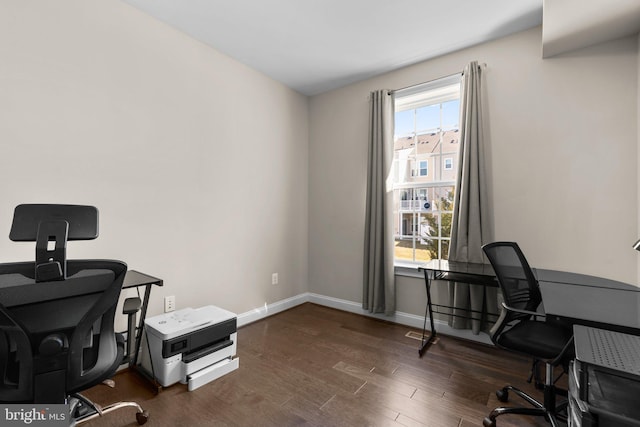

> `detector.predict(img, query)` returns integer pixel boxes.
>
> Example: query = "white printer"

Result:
[144,305,239,391]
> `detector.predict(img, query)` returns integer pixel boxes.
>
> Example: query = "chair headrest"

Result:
[10,204,98,242]
[9,204,99,282]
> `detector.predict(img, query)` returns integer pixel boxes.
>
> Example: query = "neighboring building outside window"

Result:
[392,75,461,264]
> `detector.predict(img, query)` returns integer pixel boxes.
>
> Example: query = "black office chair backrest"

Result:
[482,242,542,321]
[0,204,127,403]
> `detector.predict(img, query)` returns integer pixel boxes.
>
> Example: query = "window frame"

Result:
[418,160,428,176]
[392,74,462,267]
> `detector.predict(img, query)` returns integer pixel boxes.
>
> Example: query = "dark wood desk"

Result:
[122,270,163,368]
[418,260,640,357]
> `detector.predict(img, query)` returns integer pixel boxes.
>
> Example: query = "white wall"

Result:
[0,1,309,325]
[542,0,640,58]
[1,4,637,331]
[309,27,638,317]
[638,32,640,284]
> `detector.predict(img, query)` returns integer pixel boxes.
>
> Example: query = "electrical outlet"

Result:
[272,273,278,285]
[164,295,176,313]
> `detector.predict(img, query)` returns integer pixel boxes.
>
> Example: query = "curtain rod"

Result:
[389,63,486,94]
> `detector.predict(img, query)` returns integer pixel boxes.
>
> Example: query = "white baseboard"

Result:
[237,292,492,346]
[236,293,309,327]
[307,293,492,345]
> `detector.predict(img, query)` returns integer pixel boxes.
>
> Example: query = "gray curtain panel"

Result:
[448,61,497,333]
[363,89,395,315]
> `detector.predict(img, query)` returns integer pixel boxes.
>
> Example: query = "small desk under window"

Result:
[418,260,498,356]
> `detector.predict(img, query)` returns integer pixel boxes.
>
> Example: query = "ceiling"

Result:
[121,0,543,96]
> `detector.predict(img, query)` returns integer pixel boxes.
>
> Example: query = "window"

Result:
[392,75,461,264]
[419,160,428,176]
[444,158,453,170]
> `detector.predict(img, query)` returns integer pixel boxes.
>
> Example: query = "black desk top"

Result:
[0,269,163,308]
[537,271,640,330]
[419,259,496,277]
[535,269,639,292]
[418,259,498,287]
[418,259,640,330]
[123,270,163,288]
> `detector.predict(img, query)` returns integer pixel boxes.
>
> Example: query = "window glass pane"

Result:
[441,240,450,261]
[415,104,439,133]
[442,99,460,129]
[441,213,453,238]
[394,237,414,262]
[433,187,454,212]
[393,76,461,264]
[414,238,436,262]
[415,240,433,263]
[422,212,438,237]
[395,110,414,136]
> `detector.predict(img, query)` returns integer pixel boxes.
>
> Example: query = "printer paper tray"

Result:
[186,357,239,391]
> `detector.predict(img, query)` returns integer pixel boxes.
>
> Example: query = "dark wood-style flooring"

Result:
[83,303,555,427]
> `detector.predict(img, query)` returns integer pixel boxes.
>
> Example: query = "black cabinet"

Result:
[569,326,640,427]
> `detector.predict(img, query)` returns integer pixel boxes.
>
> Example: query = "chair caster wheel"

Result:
[482,417,496,427]
[496,388,509,402]
[136,410,149,425]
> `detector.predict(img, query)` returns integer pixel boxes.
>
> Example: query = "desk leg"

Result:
[131,284,152,367]
[419,269,437,357]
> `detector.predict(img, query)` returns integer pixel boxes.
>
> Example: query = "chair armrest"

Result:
[501,302,545,319]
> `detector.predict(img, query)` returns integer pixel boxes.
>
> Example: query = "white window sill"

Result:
[394,262,424,278]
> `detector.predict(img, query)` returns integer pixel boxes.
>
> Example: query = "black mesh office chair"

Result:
[481,242,573,427]
[0,204,148,425]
